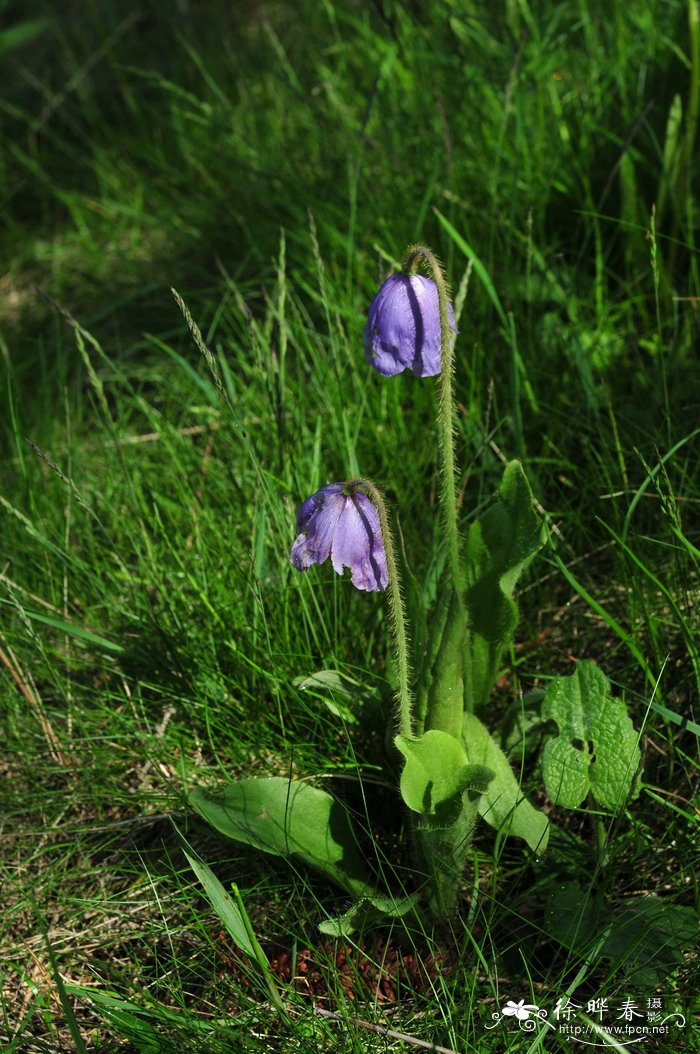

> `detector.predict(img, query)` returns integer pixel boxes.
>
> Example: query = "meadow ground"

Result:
[1,1,699,1050]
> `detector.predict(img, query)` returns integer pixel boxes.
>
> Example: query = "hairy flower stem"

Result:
[403,245,464,597]
[350,478,413,739]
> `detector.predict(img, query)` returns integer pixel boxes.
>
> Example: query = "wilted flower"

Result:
[363,272,457,377]
[290,482,388,591]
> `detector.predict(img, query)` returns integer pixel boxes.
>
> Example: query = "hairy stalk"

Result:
[349,478,413,739]
[402,244,463,596]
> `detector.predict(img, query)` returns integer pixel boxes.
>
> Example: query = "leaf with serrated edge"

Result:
[541,661,641,809]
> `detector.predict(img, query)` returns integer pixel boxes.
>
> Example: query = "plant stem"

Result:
[350,478,413,739]
[402,244,463,596]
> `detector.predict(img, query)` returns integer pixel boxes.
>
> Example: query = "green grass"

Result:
[1,0,699,1050]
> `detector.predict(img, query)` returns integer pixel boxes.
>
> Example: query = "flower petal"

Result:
[363,273,457,378]
[290,484,388,592]
[328,492,388,591]
[290,484,346,572]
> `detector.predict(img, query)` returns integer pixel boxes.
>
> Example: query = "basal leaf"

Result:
[544,883,698,986]
[462,712,550,853]
[190,777,370,898]
[396,729,493,918]
[541,661,641,809]
[413,587,466,739]
[319,892,419,937]
[176,832,259,958]
[395,729,492,826]
[462,461,544,711]
[600,897,698,986]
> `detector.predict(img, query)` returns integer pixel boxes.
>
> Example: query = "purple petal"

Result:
[295,482,344,531]
[290,484,346,572]
[290,484,388,591]
[330,492,388,591]
[363,273,457,378]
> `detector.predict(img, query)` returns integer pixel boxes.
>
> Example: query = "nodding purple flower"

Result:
[363,273,457,378]
[290,483,388,592]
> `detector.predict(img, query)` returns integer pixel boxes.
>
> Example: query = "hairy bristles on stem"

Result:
[348,477,413,740]
[402,245,464,597]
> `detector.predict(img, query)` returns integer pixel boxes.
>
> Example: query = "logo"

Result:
[484,994,687,1046]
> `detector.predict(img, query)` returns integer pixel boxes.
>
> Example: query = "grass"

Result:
[1,0,699,1050]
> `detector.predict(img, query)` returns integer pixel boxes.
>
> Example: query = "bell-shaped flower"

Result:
[290,482,388,591]
[363,272,457,377]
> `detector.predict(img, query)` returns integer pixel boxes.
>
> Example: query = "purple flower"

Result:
[363,272,457,377]
[290,483,388,592]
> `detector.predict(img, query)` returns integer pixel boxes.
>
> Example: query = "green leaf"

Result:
[601,897,698,986]
[395,730,494,919]
[396,730,493,919]
[541,661,641,809]
[292,668,373,723]
[319,892,419,937]
[87,1008,163,1054]
[395,730,492,826]
[0,600,125,655]
[175,827,284,1010]
[462,461,544,711]
[543,879,600,952]
[413,587,466,738]
[0,19,51,57]
[543,884,698,986]
[500,689,549,757]
[67,987,225,1051]
[176,837,259,958]
[462,712,550,852]
[434,210,508,328]
[189,777,370,897]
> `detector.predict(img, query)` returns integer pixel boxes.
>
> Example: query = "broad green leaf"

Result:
[319,892,419,937]
[462,461,544,711]
[541,661,641,809]
[601,897,698,986]
[396,730,493,919]
[462,712,550,852]
[190,777,370,898]
[413,587,466,739]
[395,729,492,825]
[543,884,698,986]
